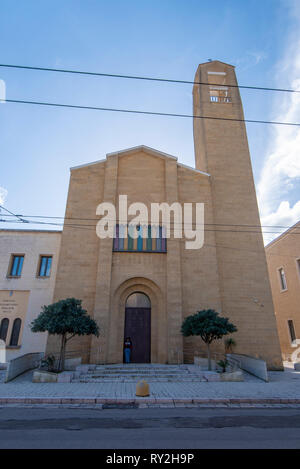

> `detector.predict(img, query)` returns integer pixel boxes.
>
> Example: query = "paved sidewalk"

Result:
[0,363,299,406]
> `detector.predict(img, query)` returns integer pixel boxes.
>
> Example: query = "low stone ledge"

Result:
[113,399,136,404]
[32,370,58,383]
[193,398,214,404]
[203,372,221,382]
[152,398,174,404]
[75,365,91,374]
[57,372,74,383]
[175,398,194,403]
[135,398,157,404]
[0,397,300,406]
[220,371,244,382]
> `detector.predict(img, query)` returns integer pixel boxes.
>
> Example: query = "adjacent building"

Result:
[265,221,300,361]
[45,60,283,369]
[0,229,61,360]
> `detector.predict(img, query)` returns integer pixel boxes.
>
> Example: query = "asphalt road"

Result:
[0,406,300,449]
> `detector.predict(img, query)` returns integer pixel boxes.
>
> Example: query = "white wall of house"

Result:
[0,230,61,361]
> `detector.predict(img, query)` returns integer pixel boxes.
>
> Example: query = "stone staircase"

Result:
[72,364,204,383]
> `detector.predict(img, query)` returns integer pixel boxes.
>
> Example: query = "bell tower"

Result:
[192,61,283,369]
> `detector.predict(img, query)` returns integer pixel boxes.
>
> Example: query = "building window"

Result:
[278,268,287,291]
[297,259,300,279]
[0,318,9,342]
[9,255,24,277]
[38,256,52,277]
[113,224,167,253]
[209,86,231,103]
[288,320,296,343]
[126,292,151,308]
[9,318,21,346]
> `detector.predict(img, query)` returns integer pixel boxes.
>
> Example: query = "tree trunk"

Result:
[58,334,67,372]
[206,342,211,371]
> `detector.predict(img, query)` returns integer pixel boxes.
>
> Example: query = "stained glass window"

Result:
[113,224,166,253]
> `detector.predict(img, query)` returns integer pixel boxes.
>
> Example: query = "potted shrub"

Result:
[216,357,244,381]
[181,309,237,370]
[31,298,99,382]
[224,337,236,355]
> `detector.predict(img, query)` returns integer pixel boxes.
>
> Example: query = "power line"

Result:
[0,63,299,94]
[0,205,29,224]
[1,212,300,231]
[1,216,300,235]
[2,98,300,127]
[0,218,298,260]
[1,206,298,258]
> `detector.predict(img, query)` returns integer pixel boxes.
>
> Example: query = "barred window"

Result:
[113,224,167,253]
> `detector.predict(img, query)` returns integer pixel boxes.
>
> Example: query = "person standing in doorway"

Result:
[124,337,132,363]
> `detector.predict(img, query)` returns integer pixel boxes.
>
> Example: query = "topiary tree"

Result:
[31,298,99,372]
[181,309,237,370]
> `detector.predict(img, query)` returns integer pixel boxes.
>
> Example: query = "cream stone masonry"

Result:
[0,229,61,360]
[192,61,282,368]
[265,221,300,361]
[46,61,283,369]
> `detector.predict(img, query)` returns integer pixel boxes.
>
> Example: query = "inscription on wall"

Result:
[0,290,29,321]
[0,298,18,315]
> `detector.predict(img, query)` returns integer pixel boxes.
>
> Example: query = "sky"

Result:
[0,0,300,244]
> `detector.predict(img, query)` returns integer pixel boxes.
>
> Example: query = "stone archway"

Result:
[107,277,167,364]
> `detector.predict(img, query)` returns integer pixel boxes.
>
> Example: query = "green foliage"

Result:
[224,337,236,354]
[31,298,99,338]
[181,309,237,344]
[40,355,56,372]
[31,298,99,371]
[217,359,229,373]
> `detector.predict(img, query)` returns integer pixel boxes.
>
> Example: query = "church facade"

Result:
[46,61,283,369]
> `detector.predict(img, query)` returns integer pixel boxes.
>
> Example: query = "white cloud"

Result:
[0,186,8,205]
[257,2,300,244]
[262,201,300,245]
[233,50,267,71]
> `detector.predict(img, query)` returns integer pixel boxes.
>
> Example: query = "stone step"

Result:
[77,373,202,380]
[94,366,191,371]
[75,377,202,383]
[87,368,191,375]
[72,364,204,383]
[88,370,193,373]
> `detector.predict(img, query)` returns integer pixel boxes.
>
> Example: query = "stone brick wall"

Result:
[266,222,300,360]
[46,61,283,370]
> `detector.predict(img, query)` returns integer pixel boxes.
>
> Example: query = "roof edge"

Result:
[198,60,235,68]
[0,228,62,234]
[70,158,106,171]
[70,145,180,171]
[106,145,178,161]
[177,162,210,177]
[265,219,300,249]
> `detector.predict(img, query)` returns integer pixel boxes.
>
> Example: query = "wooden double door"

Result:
[124,307,151,363]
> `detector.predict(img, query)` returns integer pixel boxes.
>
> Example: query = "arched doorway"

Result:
[124,292,151,363]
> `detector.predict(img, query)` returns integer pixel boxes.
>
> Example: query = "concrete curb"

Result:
[0,397,299,405]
